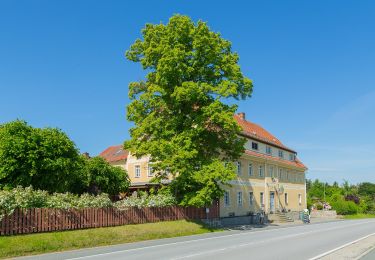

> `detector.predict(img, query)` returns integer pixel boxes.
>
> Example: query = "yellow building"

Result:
[100,112,307,217]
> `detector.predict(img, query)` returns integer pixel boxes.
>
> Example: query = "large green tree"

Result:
[125,15,253,206]
[0,120,85,192]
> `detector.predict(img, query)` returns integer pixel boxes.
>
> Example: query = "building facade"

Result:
[100,112,307,217]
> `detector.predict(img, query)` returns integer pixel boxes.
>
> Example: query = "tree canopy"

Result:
[0,120,84,192]
[125,15,253,206]
[85,156,130,195]
[0,120,130,196]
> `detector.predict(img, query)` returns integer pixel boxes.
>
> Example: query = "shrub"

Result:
[0,186,112,220]
[331,198,359,215]
[0,187,178,220]
[114,191,176,209]
[345,194,360,204]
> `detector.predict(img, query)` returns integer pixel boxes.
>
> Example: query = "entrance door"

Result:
[270,192,275,212]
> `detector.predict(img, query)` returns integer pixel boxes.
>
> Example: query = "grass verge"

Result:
[0,220,220,259]
[343,214,375,219]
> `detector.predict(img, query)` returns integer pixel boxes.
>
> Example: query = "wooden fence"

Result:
[0,204,219,236]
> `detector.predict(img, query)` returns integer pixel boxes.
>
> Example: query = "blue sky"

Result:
[1,1,374,184]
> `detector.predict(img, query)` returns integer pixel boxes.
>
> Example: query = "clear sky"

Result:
[1,1,374,184]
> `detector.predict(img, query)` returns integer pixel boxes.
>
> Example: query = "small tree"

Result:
[0,120,84,193]
[85,157,130,196]
[125,15,253,206]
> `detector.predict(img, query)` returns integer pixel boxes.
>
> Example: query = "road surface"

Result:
[22,219,375,260]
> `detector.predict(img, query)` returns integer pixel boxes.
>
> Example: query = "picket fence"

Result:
[0,204,219,236]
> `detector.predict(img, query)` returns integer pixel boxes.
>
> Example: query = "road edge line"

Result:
[308,232,375,260]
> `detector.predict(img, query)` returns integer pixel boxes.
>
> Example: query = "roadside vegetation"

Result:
[0,220,218,259]
[0,120,130,195]
[343,214,375,219]
[307,179,375,217]
[0,187,176,220]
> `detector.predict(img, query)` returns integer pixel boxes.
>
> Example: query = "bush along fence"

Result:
[0,204,219,236]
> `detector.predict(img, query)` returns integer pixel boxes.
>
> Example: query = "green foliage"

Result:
[0,186,112,220]
[330,196,359,215]
[358,182,375,198]
[0,187,177,220]
[84,157,130,195]
[114,191,176,209]
[0,120,130,195]
[0,120,85,193]
[125,14,252,206]
[307,179,375,215]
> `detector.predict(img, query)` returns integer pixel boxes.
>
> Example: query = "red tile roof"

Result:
[234,114,295,153]
[244,149,307,170]
[99,145,128,163]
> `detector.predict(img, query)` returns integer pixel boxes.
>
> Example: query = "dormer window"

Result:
[278,150,284,158]
[252,142,258,150]
[289,153,295,161]
[266,146,272,155]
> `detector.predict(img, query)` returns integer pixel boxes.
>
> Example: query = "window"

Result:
[248,163,253,176]
[252,142,258,150]
[285,193,288,205]
[278,150,284,158]
[266,146,272,155]
[289,153,295,161]
[147,165,153,177]
[278,168,282,179]
[298,194,302,205]
[224,191,230,206]
[135,165,141,178]
[237,192,243,206]
[259,165,264,177]
[236,161,241,175]
[269,166,274,178]
[260,192,264,206]
[249,192,254,206]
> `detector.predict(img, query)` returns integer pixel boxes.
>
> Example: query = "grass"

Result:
[343,213,375,219]
[0,220,220,259]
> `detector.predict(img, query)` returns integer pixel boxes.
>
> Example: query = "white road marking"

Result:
[171,221,375,259]
[66,220,375,260]
[308,232,375,260]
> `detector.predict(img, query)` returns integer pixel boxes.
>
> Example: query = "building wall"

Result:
[219,154,306,217]
[125,154,154,183]
[244,138,296,161]
[107,143,306,217]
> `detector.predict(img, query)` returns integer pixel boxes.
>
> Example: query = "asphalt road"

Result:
[23,219,375,260]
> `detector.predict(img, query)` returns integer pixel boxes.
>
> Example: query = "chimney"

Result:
[82,152,90,159]
[238,112,245,120]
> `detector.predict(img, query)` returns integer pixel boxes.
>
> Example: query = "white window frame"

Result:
[236,161,241,175]
[147,165,153,177]
[259,165,264,177]
[279,150,284,158]
[249,192,254,206]
[135,165,141,178]
[248,163,253,176]
[266,146,272,155]
[252,142,258,150]
[237,191,243,206]
[269,166,274,178]
[224,191,230,207]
